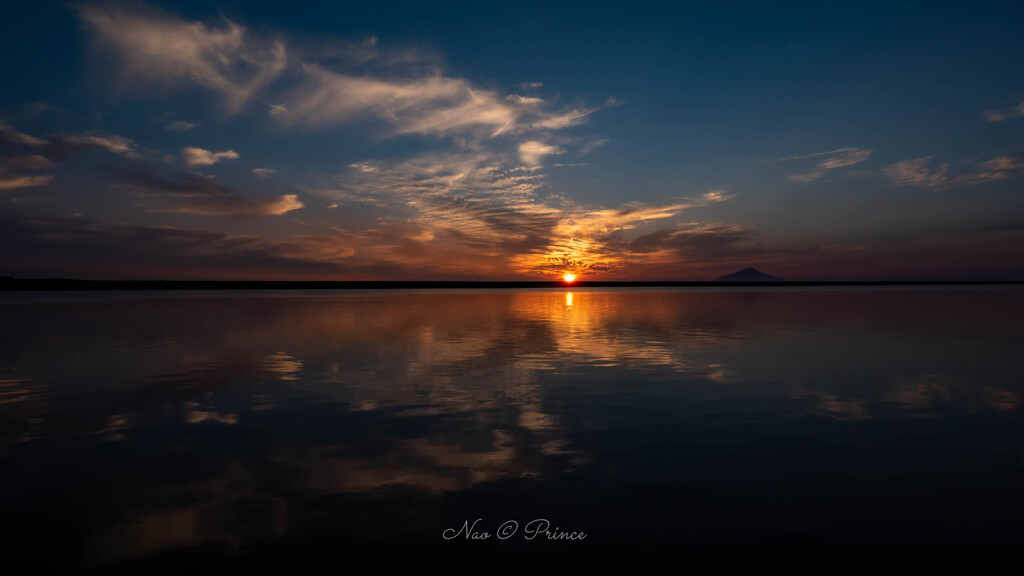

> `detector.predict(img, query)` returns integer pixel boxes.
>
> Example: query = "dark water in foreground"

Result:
[2,287,1023,571]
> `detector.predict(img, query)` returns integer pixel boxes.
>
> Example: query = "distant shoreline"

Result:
[1,279,1022,291]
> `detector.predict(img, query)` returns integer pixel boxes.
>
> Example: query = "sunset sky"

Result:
[1,1,1023,280]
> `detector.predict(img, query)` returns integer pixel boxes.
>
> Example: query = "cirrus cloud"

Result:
[983,98,1024,122]
[75,2,603,145]
[77,1,287,113]
[518,141,565,166]
[885,155,1024,189]
[774,147,872,183]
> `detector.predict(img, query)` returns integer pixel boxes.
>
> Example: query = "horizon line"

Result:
[2,278,1022,291]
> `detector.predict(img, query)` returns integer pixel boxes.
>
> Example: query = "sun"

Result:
[562,274,577,283]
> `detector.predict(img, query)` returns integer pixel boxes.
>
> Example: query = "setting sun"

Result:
[562,274,577,283]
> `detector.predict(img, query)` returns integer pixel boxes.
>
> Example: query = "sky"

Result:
[1,0,1023,281]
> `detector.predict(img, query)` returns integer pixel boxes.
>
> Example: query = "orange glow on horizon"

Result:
[562,274,577,283]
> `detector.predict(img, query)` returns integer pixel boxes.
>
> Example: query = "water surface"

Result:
[2,287,1023,570]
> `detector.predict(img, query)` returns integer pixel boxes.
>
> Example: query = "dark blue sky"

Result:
[1,1,1023,280]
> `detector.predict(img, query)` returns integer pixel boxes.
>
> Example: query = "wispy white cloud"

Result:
[578,138,609,156]
[63,2,712,277]
[252,168,276,178]
[518,141,564,166]
[75,2,606,149]
[528,107,593,131]
[271,64,595,140]
[166,120,199,132]
[271,64,515,136]
[313,148,737,276]
[182,146,239,166]
[74,0,609,181]
[974,155,1024,181]
[77,2,287,113]
[693,190,735,204]
[774,147,872,182]
[885,155,1024,189]
[884,157,948,188]
[983,99,1024,122]
[327,151,545,207]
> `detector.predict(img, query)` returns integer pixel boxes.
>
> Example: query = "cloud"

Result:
[518,141,564,166]
[607,226,866,279]
[273,67,493,131]
[0,120,47,147]
[528,107,594,131]
[110,166,302,216]
[0,175,53,191]
[885,155,1024,189]
[57,3,679,278]
[77,2,287,113]
[317,148,739,277]
[0,129,54,192]
[182,146,239,166]
[983,99,1024,122]
[1,155,54,171]
[0,215,341,280]
[697,190,734,203]
[171,193,302,216]
[328,151,547,206]
[884,157,948,188]
[271,64,584,137]
[54,134,138,158]
[2,120,138,161]
[166,120,199,132]
[75,1,607,165]
[578,138,609,156]
[252,168,276,178]
[774,147,872,182]
[974,155,1024,179]
[620,223,756,258]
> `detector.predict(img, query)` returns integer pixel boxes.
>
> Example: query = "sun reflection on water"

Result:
[2,288,1023,571]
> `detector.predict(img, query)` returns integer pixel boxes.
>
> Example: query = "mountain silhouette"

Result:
[717,267,784,282]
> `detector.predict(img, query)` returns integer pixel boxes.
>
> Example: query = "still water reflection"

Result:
[1,287,1023,570]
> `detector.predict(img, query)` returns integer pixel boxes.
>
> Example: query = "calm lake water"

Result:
[2,287,1023,570]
